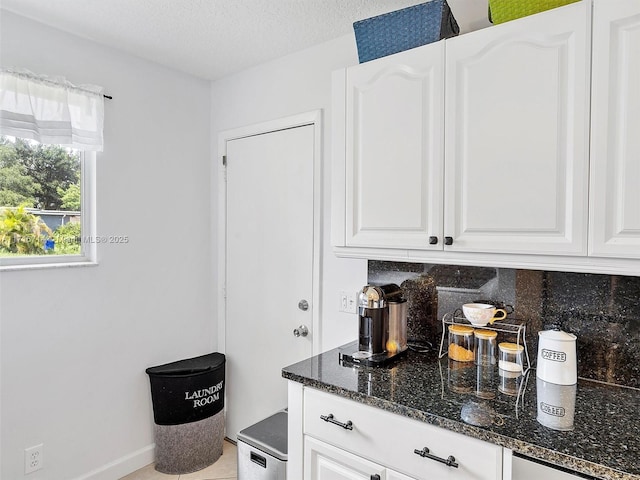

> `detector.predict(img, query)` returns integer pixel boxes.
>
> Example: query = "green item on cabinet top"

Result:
[488,0,581,24]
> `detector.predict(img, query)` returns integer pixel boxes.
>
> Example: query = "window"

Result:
[0,68,103,269]
[0,136,95,268]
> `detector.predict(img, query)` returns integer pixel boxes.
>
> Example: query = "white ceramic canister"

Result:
[536,376,576,431]
[536,330,577,385]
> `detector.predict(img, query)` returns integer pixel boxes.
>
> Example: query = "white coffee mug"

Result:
[462,303,507,327]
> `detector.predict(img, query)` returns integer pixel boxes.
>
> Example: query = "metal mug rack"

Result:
[438,310,531,372]
[438,310,532,421]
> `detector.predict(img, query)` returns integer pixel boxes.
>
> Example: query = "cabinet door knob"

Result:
[370,475,381,480]
[444,236,453,246]
[429,236,438,245]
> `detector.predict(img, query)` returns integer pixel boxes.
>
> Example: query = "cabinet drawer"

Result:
[304,387,502,480]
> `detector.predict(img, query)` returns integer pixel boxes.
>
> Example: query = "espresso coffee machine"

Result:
[339,284,408,367]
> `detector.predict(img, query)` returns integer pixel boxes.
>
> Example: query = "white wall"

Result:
[208,0,495,354]
[210,35,368,355]
[0,11,213,480]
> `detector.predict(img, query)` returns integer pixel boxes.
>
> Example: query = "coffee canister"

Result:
[448,325,475,362]
[498,342,524,396]
[474,329,497,366]
[536,330,577,385]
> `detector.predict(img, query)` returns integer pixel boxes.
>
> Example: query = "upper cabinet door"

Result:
[444,1,591,255]
[345,42,445,249]
[589,0,640,258]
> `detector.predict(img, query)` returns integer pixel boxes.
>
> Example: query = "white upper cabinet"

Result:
[589,0,640,258]
[331,0,640,273]
[340,41,445,249]
[444,1,591,255]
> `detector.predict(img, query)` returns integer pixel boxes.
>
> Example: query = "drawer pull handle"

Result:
[320,413,353,430]
[371,475,381,480]
[414,447,458,468]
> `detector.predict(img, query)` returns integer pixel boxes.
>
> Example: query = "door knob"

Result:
[298,299,309,311]
[444,236,453,245]
[293,325,309,337]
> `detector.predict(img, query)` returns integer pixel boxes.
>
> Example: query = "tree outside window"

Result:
[0,136,82,256]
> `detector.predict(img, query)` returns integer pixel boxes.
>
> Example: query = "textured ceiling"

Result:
[0,0,490,81]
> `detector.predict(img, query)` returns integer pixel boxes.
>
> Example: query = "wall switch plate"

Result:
[339,291,357,314]
[25,444,43,474]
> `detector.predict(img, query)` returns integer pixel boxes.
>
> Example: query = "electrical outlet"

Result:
[346,292,357,314]
[339,291,358,314]
[340,292,348,311]
[25,444,43,474]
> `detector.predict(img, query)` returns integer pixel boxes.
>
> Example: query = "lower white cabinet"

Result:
[511,455,583,480]
[387,470,419,480]
[305,436,390,480]
[301,387,503,480]
[305,436,417,480]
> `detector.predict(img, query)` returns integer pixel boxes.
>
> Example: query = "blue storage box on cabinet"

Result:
[353,0,460,63]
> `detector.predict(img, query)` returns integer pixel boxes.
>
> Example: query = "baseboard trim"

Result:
[71,444,155,480]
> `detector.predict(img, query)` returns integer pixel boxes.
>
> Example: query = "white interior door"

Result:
[225,124,315,440]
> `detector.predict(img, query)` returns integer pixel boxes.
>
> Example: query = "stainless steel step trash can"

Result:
[237,410,287,480]
[146,353,226,475]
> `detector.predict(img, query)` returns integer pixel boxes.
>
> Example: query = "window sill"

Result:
[0,260,98,272]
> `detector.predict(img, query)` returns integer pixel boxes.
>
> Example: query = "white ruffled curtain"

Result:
[0,68,105,151]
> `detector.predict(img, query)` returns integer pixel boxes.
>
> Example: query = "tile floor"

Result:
[120,440,237,480]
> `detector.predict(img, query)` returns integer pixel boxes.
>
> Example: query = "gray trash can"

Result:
[145,353,226,475]
[237,410,287,480]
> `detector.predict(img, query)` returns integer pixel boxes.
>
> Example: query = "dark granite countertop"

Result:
[282,343,640,480]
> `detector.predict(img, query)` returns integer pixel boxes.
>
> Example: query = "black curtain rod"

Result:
[103,94,112,100]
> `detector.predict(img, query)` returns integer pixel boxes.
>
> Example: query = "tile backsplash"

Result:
[368,261,640,389]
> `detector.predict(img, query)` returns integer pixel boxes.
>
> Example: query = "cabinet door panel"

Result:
[305,436,385,480]
[445,2,590,255]
[589,0,640,257]
[345,43,444,249]
[387,470,417,480]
